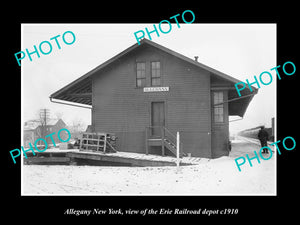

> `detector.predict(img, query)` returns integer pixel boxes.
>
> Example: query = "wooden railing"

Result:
[145,126,184,157]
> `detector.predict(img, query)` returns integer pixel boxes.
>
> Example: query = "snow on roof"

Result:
[24,118,62,130]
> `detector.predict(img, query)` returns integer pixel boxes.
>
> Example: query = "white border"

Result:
[20,23,277,196]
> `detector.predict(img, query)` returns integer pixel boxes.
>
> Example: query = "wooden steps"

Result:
[146,126,186,157]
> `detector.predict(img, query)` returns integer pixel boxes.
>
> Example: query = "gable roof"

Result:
[50,38,257,117]
[24,118,65,130]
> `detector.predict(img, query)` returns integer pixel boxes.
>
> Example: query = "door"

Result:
[151,102,165,137]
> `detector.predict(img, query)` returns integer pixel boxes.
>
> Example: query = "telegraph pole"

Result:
[39,108,50,144]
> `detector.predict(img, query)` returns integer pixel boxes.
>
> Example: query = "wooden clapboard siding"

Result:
[91,44,212,158]
[50,39,257,158]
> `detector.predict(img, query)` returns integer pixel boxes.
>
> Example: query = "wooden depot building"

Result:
[50,39,257,158]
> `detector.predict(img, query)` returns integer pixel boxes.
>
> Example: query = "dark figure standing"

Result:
[258,126,269,153]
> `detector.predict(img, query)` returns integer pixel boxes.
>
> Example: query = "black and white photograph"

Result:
[20,23,276,195]
[4,5,298,220]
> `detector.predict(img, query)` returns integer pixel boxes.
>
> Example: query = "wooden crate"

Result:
[79,132,117,153]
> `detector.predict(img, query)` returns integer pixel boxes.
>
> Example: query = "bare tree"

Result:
[69,118,86,139]
[55,111,64,120]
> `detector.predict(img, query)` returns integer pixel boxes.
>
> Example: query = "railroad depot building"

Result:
[50,39,257,158]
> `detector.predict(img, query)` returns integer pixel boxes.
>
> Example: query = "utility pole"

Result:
[39,108,50,144]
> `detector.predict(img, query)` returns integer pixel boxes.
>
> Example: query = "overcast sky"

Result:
[22,23,276,134]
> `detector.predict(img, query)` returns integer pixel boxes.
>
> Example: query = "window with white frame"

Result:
[213,91,224,123]
[136,62,146,87]
[151,61,161,86]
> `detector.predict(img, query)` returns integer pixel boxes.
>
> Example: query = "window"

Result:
[136,61,162,87]
[213,92,224,123]
[151,61,161,86]
[136,62,146,87]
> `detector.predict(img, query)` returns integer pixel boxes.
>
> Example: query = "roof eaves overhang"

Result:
[49,38,258,114]
[49,41,143,105]
[49,97,92,109]
[227,88,258,117]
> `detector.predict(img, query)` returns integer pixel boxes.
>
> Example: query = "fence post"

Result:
[176,132,180,169]
[161,127,165,156]
[145,127,149,155]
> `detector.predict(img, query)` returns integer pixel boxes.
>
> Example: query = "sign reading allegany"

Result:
[143,87,169,92]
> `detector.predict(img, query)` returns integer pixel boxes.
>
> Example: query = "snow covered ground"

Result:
[22,136,276,195]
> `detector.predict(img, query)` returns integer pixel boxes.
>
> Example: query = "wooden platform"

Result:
[23,149,204,167]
